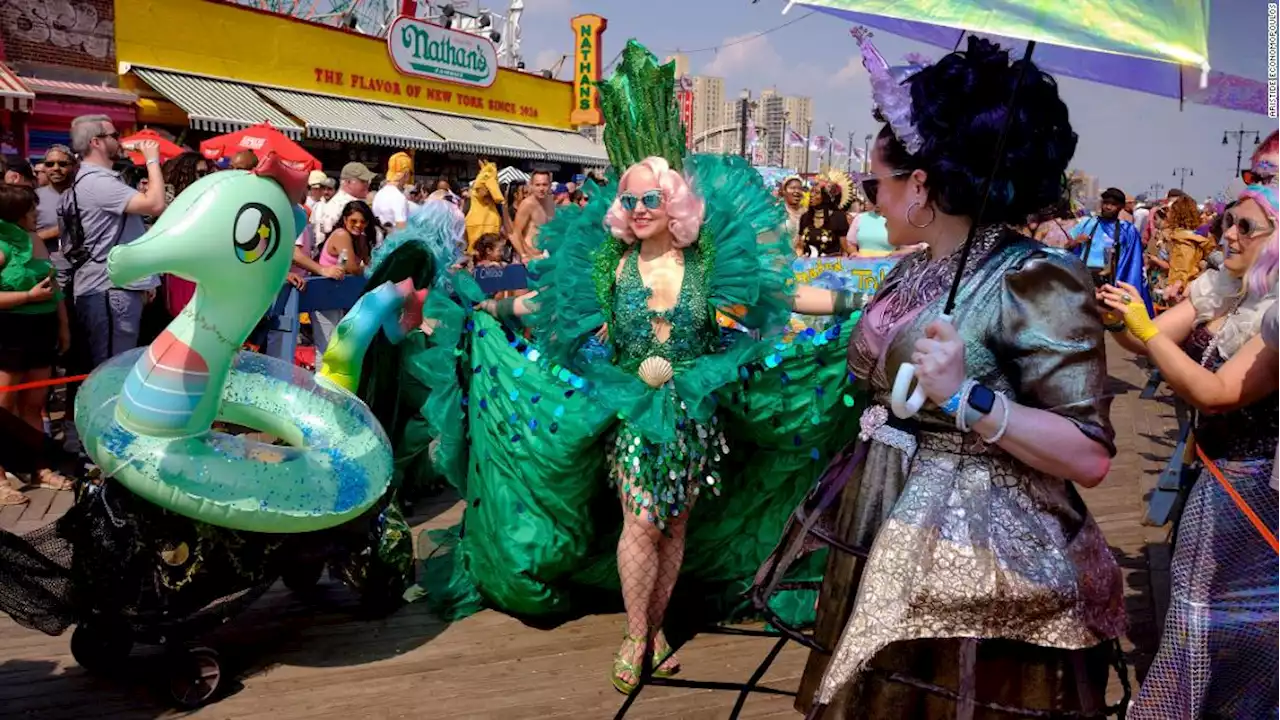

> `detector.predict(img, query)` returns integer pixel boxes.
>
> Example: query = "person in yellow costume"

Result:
[465,160,503,253]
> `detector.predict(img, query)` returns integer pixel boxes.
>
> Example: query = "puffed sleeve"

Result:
[998,248,1116,456]
[1262,303,1278,350]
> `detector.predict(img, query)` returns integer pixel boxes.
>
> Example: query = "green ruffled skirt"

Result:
[404,310,863,630]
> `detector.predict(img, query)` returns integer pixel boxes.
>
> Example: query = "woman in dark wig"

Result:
[797,32,1125,717]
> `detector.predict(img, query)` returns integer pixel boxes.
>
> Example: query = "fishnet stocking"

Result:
[648,499,692,673]
[615,480,697,681]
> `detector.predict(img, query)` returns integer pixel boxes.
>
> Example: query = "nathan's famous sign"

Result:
[388,16,499,89]
[570,14,608,125]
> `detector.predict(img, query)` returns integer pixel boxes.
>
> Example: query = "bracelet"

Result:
[940,382,967,416]
[1102,319,1127,333]
[955,380,978,433]
[495,297,516,320]
[833,291,863,316]
[979,392,1011,444]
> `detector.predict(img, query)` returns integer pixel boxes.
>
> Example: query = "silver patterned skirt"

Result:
[798,411,1128,717]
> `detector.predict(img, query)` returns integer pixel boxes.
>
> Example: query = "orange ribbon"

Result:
[0,374,90,393]
[1196,445,1279,555]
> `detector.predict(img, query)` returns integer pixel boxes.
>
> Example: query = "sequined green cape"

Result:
[401,155,863,625]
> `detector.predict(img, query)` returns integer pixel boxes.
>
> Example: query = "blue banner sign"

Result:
[789,255,898,333]
[792,255,898,294]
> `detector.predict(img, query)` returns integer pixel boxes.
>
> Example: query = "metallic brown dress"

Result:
[798,227,1128,718]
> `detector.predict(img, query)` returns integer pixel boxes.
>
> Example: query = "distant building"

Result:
[665,53,691,79]
[691,75,726,153]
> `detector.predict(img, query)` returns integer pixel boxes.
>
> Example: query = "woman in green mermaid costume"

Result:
[383,40,868,695]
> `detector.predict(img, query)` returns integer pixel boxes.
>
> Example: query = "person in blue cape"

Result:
[1069,186,1153,315]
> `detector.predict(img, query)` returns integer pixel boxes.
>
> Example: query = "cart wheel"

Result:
[282,559,325,593]
[70,622,133,674]
[168,647,222,709]
[358,559,408,617]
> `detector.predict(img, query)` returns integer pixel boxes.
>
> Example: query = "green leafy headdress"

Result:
[597,40,688,172]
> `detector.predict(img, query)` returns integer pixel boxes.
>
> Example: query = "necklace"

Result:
[1200,296,1244,368]
[875,224,1003,329]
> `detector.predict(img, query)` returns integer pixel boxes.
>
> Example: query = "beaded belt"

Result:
[861,404,999,472]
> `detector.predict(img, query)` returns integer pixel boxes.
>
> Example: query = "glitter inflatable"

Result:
[74,159,392,533]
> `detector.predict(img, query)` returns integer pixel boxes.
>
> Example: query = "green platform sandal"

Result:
[611,634,647,695]
[651,634,681,678]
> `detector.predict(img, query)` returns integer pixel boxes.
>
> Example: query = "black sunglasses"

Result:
[855,170,911,205]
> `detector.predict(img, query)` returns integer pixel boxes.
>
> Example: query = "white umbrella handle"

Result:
[890,313,952,419]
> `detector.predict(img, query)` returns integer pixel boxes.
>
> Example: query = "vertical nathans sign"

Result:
[677,76,694,151]
[388,16,498,88]
[569,14,608,125]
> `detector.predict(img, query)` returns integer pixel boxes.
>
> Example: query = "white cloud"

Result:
[532,49,568,78]
[830,55,864,86]
[702,33,783,80]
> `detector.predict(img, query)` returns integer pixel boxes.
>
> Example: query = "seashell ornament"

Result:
[638,356,674,388]
[160,542,191,566]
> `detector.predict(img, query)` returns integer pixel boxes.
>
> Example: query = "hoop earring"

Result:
[907,201,936,229]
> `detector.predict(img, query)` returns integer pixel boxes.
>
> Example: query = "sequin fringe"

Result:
[607,405,727,531]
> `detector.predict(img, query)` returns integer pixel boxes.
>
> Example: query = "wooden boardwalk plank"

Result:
[0,338,1174,718]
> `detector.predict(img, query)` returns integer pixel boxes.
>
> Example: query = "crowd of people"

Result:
[0,116,588,504]
[777,169,913,258]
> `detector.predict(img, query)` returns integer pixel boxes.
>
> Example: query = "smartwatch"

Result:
[963,383,996,427]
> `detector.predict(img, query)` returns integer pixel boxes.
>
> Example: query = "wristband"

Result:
[1128,313,1160,344]
[940,379,974,417]
[833,291,863,316]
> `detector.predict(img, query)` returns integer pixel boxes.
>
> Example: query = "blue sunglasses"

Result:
[619,189,664,212]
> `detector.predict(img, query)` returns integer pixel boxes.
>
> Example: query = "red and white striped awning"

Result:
[22,77,137,105]
[0,62,34,113]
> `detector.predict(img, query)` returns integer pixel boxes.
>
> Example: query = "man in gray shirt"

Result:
[57,115,167,366]
[35,145,74,290]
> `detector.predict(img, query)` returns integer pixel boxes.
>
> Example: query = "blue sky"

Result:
[517,0,1275,200]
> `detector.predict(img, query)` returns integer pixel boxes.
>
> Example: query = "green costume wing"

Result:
[415,311,863,625]
[417,312,617,619]
[524,177,620,368]
[685,153,795,333]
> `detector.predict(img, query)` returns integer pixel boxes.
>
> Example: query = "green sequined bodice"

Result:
[611,246,719,374]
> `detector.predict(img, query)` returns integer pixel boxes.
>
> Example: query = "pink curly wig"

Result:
[605,156,704,247]
[1238,182,1278,299]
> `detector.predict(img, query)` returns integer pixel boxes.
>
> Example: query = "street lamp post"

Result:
[804,118,813,175]
[781,109,791,167]
[1222,124,1262,178]
[825,123,835,173]
[846,131,855,174]
[862,133,872,173]
[1172,166,1194,190]
[739,89,750,161]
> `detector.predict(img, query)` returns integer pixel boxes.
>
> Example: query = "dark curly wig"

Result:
[876,37,1076,226]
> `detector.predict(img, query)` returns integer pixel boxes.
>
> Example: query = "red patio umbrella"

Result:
[122,128,185,166]
[199,122,320,173]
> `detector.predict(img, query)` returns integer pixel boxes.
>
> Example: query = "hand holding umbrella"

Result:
[891,312,952,417]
